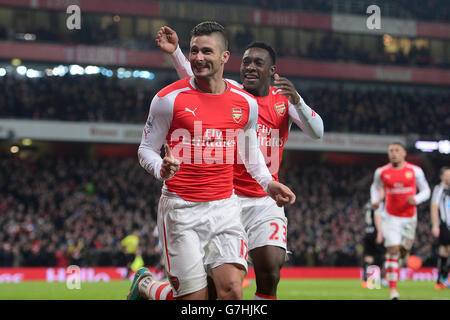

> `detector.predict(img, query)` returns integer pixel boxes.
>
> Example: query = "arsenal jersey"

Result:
[138,77,273,202]
[371,162,430,218]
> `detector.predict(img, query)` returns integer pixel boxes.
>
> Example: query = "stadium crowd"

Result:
[1,75,448,137]
[0,153,439,268]
[177,0,450,22]
[0,12,446,69]
[0,156,162,267]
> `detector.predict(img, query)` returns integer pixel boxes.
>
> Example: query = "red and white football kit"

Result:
[138,76,273,297]
[170,46,324,252]
[370,162,430,249]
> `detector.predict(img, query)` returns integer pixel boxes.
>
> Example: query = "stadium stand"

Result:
[1,75,448,136]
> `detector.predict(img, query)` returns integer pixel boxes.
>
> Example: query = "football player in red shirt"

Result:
[371,142,430,299]
[129,21,295,301]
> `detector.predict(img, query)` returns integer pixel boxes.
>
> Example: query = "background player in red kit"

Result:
[130,21,295,301]
[370,142,430,299]
[154,26,324,300]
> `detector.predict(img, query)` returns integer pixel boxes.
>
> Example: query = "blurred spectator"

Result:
[1,75,448,137]
[188,0,449,22]
[0,24,7,40]
[234,29,254,52]
[0,156,163,267]
[0,75,158,123]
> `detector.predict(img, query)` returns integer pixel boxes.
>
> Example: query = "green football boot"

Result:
[126,267,152,300]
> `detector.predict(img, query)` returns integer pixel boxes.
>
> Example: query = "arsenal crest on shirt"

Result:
[231,107,242,123]
[274,101,286,116]
[169,275,180,291]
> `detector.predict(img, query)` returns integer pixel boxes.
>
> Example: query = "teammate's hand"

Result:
[372,202,380,210]
[160,144,180,180]
[155,26,179,54]
[273,73,300,105]
[267,181,296,207]
[406,196,417,206]
[431,225,440,238]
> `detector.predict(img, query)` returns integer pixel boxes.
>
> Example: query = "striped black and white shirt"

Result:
[431,184,450,229]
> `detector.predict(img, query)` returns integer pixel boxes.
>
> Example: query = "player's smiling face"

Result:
[388,144,406,166]
[189,34,229,79]
[240,47,275,97]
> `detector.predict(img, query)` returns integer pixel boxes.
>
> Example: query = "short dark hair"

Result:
[190,21,228,50]
[389,141,406,150]
[245,42,277,65]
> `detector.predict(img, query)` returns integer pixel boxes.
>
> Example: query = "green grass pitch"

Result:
[0,279,449,300]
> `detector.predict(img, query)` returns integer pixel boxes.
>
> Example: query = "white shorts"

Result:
[239,195,288,252]
[157,192,248,298]
[382,213,417,250]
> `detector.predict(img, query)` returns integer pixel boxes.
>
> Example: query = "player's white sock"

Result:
[254,292,277,300]
[385,254,399,290]
[138,276,174,300]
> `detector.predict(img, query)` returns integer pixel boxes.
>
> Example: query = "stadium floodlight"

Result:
[133,70,140,78]
[22,139,32,146]
[26,68,43,78]
[415,140,450,154]
[11,58,21,66]
[24,33,36,41]
[10,146,19,154]
[52,65,68,77]
[69,64,84,75]
[438,140,450,154]
[117,67,125,79]
[138,71,154,80]
[0,68,6,76]
[16,66,27,76]
[415,140,438,152]
[84,65,100,75]
[100,67,113,77]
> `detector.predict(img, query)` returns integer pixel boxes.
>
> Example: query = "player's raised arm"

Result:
[138,94,178,181]
[156,26,193,79]
[274,73,324,140]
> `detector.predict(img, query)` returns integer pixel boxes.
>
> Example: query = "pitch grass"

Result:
[0,279,449,300]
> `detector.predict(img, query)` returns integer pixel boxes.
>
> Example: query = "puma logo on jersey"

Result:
[272,89,282,95]
[185,107,197,117]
